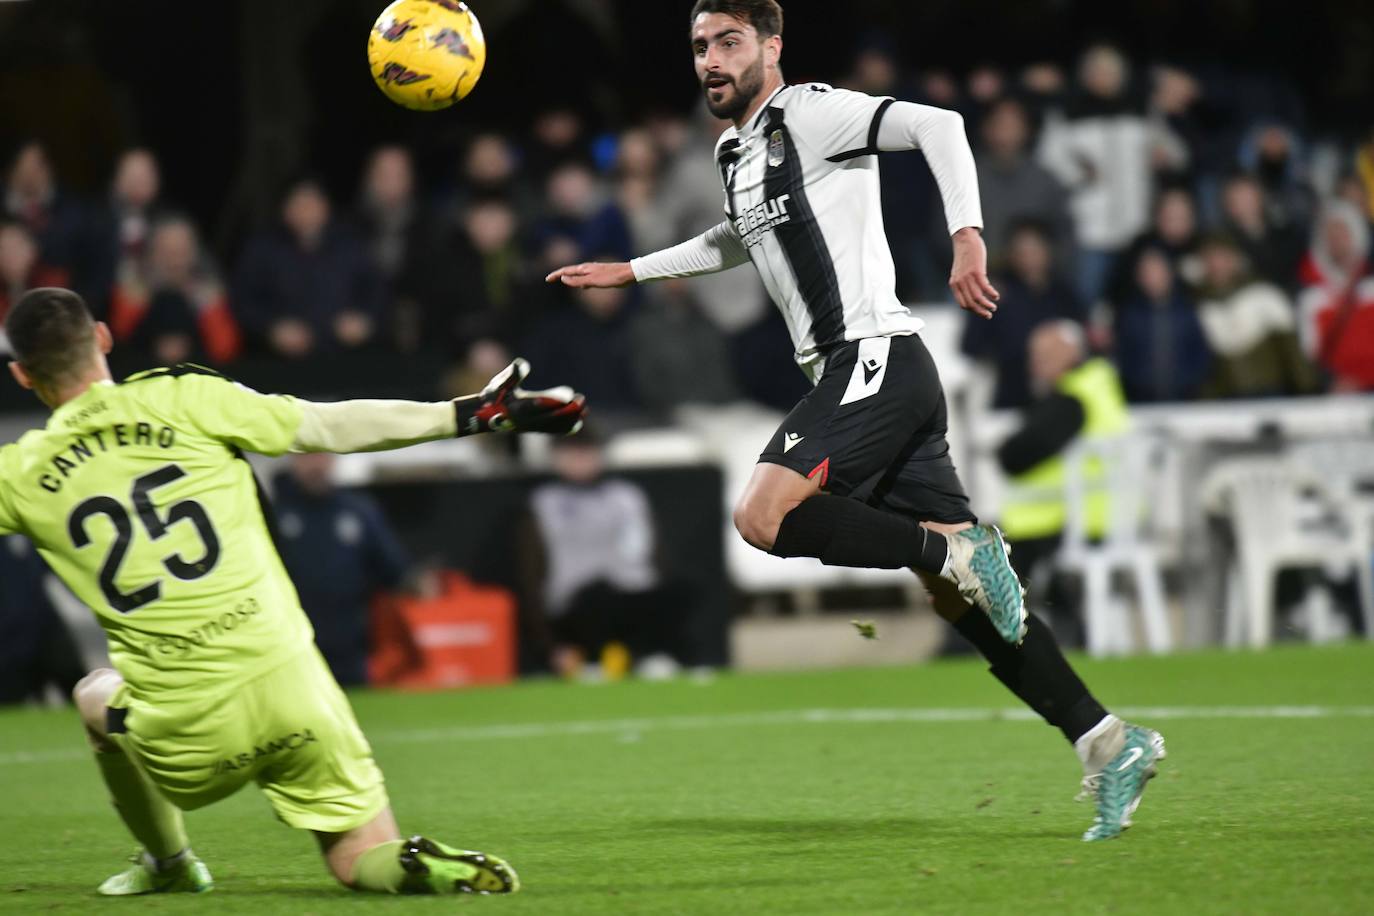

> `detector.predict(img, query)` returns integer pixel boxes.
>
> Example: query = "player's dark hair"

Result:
[689,0,784,38]
[4,287,98,387]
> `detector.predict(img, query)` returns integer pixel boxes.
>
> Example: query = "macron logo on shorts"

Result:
[783,432,805,453]
[840,338,892,405]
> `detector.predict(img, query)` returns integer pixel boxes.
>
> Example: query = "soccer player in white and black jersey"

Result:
[548,0,1164,841]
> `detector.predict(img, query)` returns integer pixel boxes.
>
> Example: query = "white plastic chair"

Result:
[1202,454,1374,648]
[1055,433,1174,657]
[1278,439,1374,640]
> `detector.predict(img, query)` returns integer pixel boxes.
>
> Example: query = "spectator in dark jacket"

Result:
[85,148,165,318]
[842,41,941,301]
[973,97,1074,272]
[522,268,641,414]
[531,160,634,266]
[1108,186,1202,308]
[1113,247,1212,402]
[963,220,1087,408]
[629,278,740,413]
[354,145,435,286]
[403,195,536,358]
[274,453,411,687]
[524,107,591,187]
[1237,123,1316,235]
[233,178,385,359]
[3,141,87,284]
[1221,172,1306,292]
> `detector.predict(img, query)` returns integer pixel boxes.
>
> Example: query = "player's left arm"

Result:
[0,446,20,536]
[874,100,1000,319]
[292,358,585,453]
[180,361,584,457]
[790,87,998,318]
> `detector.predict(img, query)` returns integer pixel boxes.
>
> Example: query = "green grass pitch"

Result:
[3,644,1373,914]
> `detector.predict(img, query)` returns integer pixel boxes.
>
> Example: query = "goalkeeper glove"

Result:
[453,358,586,436]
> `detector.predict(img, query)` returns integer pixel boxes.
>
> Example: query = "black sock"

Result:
[770,495,948,574]
[954,610,1107,744]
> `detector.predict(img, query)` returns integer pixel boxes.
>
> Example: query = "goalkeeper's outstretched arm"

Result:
[545,219,749,290]
[291,358,585,454]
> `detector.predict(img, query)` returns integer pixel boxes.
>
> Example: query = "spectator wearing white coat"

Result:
[1038,45,1186,306]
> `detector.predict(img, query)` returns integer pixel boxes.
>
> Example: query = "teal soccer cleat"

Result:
[97,850,213,895]
[1081,725,1167,842]
[944,524,1028,644]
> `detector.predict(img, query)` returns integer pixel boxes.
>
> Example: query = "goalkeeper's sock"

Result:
[954,609,1108,745]
[94,746,188,861]
[770,495,948,573]
[350,840,407,893]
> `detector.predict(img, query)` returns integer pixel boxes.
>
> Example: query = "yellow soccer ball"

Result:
[367,0,487,111]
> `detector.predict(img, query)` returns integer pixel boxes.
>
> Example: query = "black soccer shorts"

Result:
[759,333,977,526]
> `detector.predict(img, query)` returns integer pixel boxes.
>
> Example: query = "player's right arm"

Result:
[545,219,750,290]
[181,360,585,457]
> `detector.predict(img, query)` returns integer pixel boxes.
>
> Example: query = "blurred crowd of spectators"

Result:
[2,41,1372,418]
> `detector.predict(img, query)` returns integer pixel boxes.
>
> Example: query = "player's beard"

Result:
[703,51,766,121]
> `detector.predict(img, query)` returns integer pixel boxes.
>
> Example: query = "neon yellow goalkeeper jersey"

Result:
[0,365,313,700]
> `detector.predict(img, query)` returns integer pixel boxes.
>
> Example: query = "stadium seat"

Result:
[1286,438,1374,639]
[1056,433,1174,657]
[1204,455,1374,648]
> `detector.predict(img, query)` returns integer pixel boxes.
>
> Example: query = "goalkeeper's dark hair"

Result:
[689,0,783,38]
[4,287,98,388]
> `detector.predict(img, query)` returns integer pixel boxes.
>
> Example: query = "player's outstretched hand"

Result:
[545,261,636,289]
[949,227,1000,320]
[454,359,586,436]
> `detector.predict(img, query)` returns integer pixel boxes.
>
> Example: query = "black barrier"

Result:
[364,465,732,673]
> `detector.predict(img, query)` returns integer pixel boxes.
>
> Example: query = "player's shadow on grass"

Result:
[640,816,1068,843]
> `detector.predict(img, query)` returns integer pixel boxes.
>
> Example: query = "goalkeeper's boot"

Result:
[97,849,213,895]
[1080,724,1167,842]
[943,524,1028,643]
[397,836,520,895]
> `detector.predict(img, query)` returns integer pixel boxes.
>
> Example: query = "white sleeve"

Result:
[292,399,456,454]
[630,220,750,282]
[787,85,895,161]
[876,101,984,236]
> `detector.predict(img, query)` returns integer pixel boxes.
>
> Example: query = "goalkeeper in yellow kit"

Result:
[0,288,587,896]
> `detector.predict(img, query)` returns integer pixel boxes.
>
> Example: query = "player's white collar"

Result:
[745,84,789,133]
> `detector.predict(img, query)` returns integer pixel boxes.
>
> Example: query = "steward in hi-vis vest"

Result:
[997,323,1130,543]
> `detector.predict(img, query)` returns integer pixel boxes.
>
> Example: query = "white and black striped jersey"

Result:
[715,83,918,381]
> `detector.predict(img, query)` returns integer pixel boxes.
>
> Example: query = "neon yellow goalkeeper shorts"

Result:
[108,646,389,833]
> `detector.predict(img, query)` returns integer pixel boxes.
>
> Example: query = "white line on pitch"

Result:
[373,704,1374,746]
[3,705,1371,767]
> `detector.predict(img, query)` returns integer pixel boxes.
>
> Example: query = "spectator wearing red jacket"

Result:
[1297,201,1374,391]
[108,215,241,368]
[0,219,69,353]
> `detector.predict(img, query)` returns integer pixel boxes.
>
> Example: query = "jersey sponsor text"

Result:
[736,193,792,248]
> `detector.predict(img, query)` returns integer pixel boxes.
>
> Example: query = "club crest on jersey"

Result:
[768,129,786,167]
